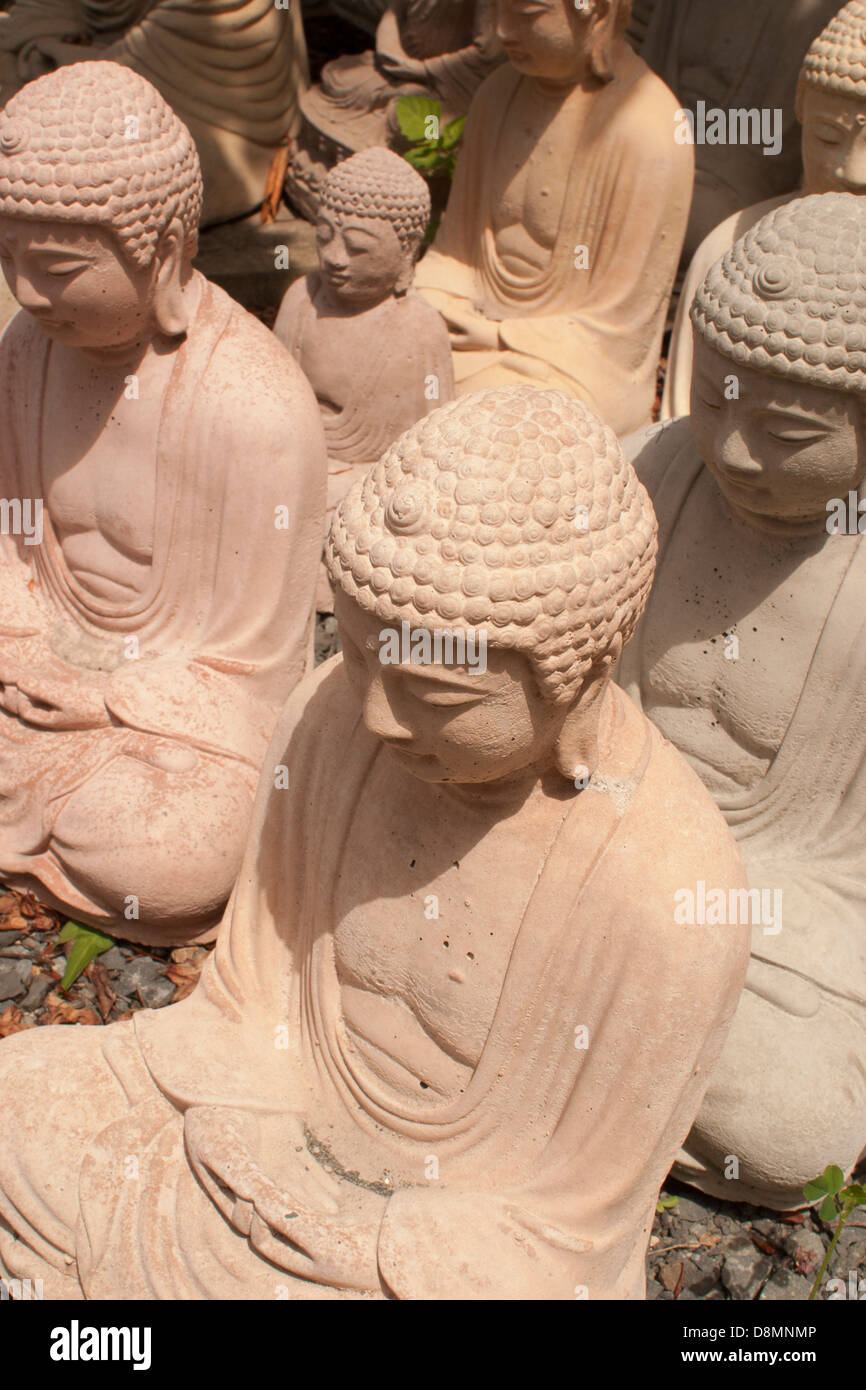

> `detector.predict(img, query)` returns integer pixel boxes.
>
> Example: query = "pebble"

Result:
[0,958,32,1003]
[675,1195,717,1223]
[20,974,53,1011]
[759,1268,814,1301]
[0,928,22,950]
[721,1236,772,1300]
[137,975,176,1010]
[783,1228,826,1275]
[113,956,165,999]
[99,947,127,972]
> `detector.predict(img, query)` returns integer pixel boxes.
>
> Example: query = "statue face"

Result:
[690,334,866,530]
[495,0,590,83]
[0,217,158,350]
[334,589,570,786]
[801,88,866,196]
[316,210,411,307]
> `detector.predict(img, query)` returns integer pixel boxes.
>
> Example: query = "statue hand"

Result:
[0,659,110,728]
[374,50,427,83]
[186,1105,386,1292]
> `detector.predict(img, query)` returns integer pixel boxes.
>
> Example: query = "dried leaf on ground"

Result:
[88,960,116,1023]
[165,960,207,1002]
[39,992,100,1026]
[659,1260,684,1293]
[0,1004,30,1036]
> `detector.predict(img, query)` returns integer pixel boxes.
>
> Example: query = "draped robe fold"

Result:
[0,0,309,223]
[618,420,866,1202]
[0,275,326,937]
[0,659,749,1299]
[414,56,693,437]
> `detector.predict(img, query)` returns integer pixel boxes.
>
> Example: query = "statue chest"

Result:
[491,97,587,268]
[39,351,173,600]
[296,310,386,416]
[638,475,854,795]
[331,768,561,1089]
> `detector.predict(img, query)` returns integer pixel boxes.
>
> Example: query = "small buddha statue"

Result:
[618,192,866,1209]
[0,61,326,946]
[0,386,748,1301]
[286,1,503,221]
[274,146,454,612]
[633,0,840,264]
[414,0,694,438]
[0,1,309,225]
[664,0,866,419]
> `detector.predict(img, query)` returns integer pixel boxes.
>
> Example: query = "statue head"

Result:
[690,193,866,534]
[0,60,202,350]
[316,148,430,308]
[326,385,657,786]
[797,1,866,195]
[495,0,632,86]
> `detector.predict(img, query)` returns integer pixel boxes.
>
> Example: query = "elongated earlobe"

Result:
[153,220,191,337]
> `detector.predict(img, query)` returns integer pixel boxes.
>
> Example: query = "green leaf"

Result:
[824,1165,845,1195]
[59,921,115,991]
[395,95,441,142]
[818,1194,838,1223]
[440,116,466,149]
[404,147,445,172]
[841,1183,866,1207]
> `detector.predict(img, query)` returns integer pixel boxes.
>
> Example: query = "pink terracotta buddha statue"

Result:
[632,0,840,264]
[0,1,309,224]
[619,193,866,1209]
[274,146,454,612]
[414,0,693,437]
[286,1,503,221]
[0,386,748,1300]
[0,62,326,946]
[664,0,866,419]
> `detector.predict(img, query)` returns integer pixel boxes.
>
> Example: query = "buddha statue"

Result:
[664,0,866,420]
[618,193,866,1210]
[633,0,840,264]
[0,1,309,225]
[275,146,454,612]
[286,1,503,221]
[0,386,749,1301]
[0,62,327,947]
[414,0,694,439]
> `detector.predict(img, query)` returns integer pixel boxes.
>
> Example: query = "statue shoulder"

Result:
[624,417,695,503]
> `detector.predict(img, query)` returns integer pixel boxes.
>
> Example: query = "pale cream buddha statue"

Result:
[664,0,866,420]
[633,0,840,265]
[414,0,693,438]
[275,146,454,612]
[286,1,503,221]
[619,193,866,1209]
[0,386,748,1301]
[0,62,326,946]
[0,1,309,224]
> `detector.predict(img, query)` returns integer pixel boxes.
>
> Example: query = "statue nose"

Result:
[716,426,761,477]
[362,671,413,744]
[835,148,866,191]
[8,272,52,313]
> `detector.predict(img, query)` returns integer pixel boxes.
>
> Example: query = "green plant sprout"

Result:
[656,1193,679,1215]
[58,920,115,992]
[396,96,465,181]
[803,1164,866,1300]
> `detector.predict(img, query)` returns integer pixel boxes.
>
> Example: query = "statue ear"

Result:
[587,0,620,83]
[552,631,623,783]
[393,249,416,296]
[153,218,191,337]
